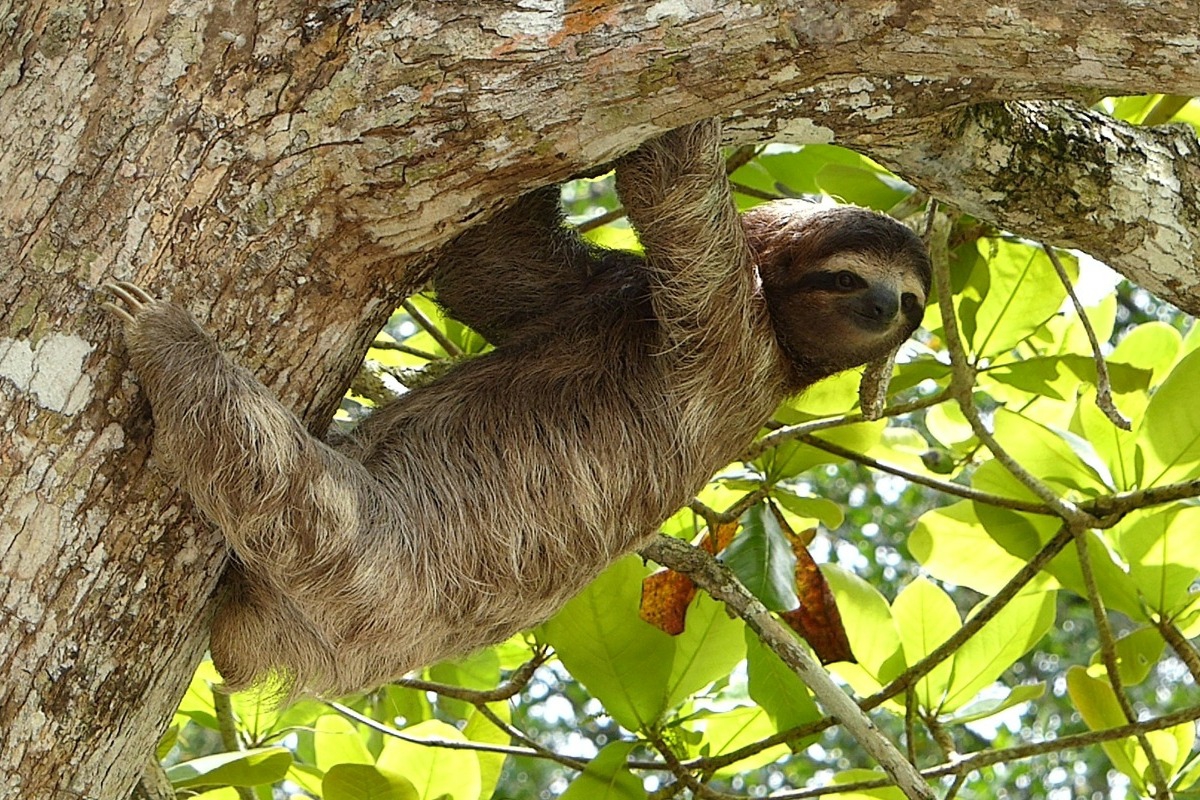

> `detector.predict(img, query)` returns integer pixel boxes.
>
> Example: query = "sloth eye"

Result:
[902,292,920,311]
[835,271,857,290]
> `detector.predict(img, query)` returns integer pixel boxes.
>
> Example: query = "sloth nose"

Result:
[854,286,900,328]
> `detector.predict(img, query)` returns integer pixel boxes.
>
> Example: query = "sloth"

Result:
[103,120,931,697]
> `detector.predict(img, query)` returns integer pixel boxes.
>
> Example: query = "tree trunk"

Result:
[1,1,1197,796]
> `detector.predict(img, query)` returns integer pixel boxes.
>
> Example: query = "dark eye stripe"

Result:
[779,270,864,294]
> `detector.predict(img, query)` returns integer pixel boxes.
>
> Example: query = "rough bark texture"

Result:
[1,1,1198,797]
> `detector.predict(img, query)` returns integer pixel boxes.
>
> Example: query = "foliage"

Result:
[160,97,1200,800]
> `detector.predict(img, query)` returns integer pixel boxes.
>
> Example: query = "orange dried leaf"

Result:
[640,568,697,635]
[640,520,740,635]
[780,528,855,665]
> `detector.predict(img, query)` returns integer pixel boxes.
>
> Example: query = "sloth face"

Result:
[743,201,932,385]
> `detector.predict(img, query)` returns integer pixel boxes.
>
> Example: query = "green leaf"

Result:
[156,723,179,761]
[909,502,1033,594]
[960,239,1071,359]
[986,355,1150,400]
[774,487,845,529]
[166,747,292,790]
[323,764,419,800]
[540,556,673,730]
[814,163,911,210]
[992,408,1113,494]
[313,713,373,772]
[174,659,221,732]
[721,504,800,612]
[943,589,1056,712]
[559,741,645,800]
[285,763,324,798]
[1064,665,1193,792]
[376,720,481,800]
[1111,320,1183,386]
[189,789,241,800]
[1088,627,1166,687]
[1138,348,1200,486]
[759,422,884,482]
[1116,506,1200,615]
[664,593,747,709]
[943,683,1045,725]
[822,566,904,684]
[1075,389,1141,492]
[686,705,787,775]
[745,628,821,736]
[891,578,959,711]
[463,704,511,800]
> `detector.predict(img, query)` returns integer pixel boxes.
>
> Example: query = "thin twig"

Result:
[472,701,589,772]
[743,390,950,461]
[577,207,627,233]
[369,338,442,361]
[326,701,585,768]
[1152,614,1200,684]
[758,705,1200,799]
[796,433,1051,515]
[1044,244,1131,430]
[728,181,785,202]
[689,485,772,525]
[212,690,255,800]
[1073,530,1174,797]
[392,651,549,703]
[929,208,1095,529]
[646,727,733,800]
[402,299,462,357]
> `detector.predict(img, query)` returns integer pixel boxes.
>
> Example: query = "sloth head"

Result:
[743,200,932,388]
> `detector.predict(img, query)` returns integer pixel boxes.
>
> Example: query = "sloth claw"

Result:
[102,281,155,324]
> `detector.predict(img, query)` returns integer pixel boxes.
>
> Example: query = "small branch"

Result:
[392,651,549,703]
[402,299,462,357]
[641,535,935,800]
[1152,615,1200,685]
[1073,530,1173,797]
[724,143,763,174]
[1083,479,1200,525]
[743,390,950,461]
[646,727,733,800]
[212,690,255,800]
[326,701,584,768]
[1043,244,1131,430]
[577,206,627,233]
[866,525,1074,709]
[765,705,1200,799]
[796,432,1051,515]
[729,181,785,201]
[905,686,919,765]
[929,209,1094,529]
[689,486,772,525]
[369,338,442,361]
[471,702,589,772]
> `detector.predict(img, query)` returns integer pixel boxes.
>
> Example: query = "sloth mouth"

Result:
[851,310,899,332]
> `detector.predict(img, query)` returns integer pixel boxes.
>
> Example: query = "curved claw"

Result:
[101,281,155,324]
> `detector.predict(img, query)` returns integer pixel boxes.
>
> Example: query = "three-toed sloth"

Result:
[105,120,931,697]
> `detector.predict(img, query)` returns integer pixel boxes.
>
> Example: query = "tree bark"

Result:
[1,1,1197,797]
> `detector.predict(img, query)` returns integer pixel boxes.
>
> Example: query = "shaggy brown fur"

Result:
[103,120,930,697]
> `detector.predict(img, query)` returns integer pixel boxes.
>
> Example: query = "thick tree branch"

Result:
[867,101,1200,315]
